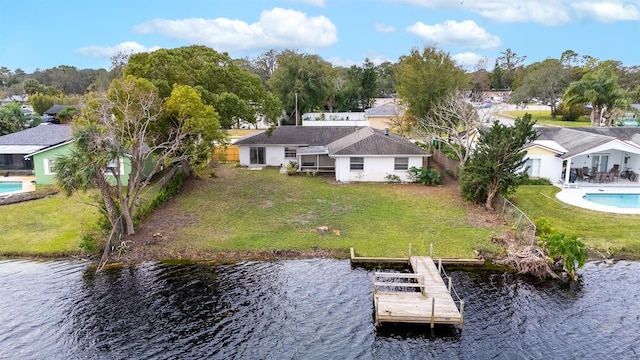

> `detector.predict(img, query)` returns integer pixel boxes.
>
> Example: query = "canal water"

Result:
[0,259,638,359]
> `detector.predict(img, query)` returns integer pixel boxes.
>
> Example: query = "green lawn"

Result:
[0,191,101,256]
[513,185,640,258]
[499,109,591,127]
[156,166,502,259]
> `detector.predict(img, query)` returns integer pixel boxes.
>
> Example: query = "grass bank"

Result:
[126,165,504,260]
[499,109,591,127]
[0,191,101,256]
[513,185,640,258]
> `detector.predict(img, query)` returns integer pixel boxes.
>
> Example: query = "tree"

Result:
[510,59,571,115]
[125,45,282,128]
[410,90,485,167]
[460,113,538,210]
[55,76,222,235]
[268,51,334,124]
[396,46,468,120]
[334,59,378,112]
[563,69,629,126]
[375,61,398,97]
[495,48,527,89]
[0,102,40,135]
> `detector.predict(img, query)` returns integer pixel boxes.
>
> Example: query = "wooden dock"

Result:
[372,256,464,329]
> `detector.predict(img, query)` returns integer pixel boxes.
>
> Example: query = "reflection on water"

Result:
[0,259,639,359]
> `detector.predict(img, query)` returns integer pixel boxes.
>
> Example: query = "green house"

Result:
[30,143,157,185]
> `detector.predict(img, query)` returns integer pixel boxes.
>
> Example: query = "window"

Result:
[394,157,409,171]
[44,158,55,175]
[526,159,540,177]
[284,147,297,158]
[106,158,125,175]
[350,157,364,170]
[250,147,265,165]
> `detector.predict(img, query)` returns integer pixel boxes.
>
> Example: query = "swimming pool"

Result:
[583,193,640,209]
[0,181,22,195]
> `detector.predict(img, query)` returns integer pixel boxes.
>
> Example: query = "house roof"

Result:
[534,127,640,158]
[234,126,363,146]
[365,103,404,117]
[44,104,73,115]
[0,124,73,146]
[328,127,426,156]
[235,125,426,157]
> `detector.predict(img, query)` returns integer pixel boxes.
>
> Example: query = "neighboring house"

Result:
[365,102,405,131]
[234,126,428,182]
[525,127,640,184]
[0,123,73,174]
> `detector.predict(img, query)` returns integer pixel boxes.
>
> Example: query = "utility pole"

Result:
[295,92,299,126]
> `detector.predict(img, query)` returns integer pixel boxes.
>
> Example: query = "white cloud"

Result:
[75,41,162,58]
[293,0,326,6]
[572,2,640,22]
[375,23,396,33]
[406,20,501,50]
[327,56,358,67]
[451,52,486,70]
[133,8,338,52]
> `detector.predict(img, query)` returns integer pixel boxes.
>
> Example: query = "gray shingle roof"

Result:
[44,105,73,115]
[234,126,363,146]
[535,127,640,157]
[235,125,426,156]
[0,124,73,146]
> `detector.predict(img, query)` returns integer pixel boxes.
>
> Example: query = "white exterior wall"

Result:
[238,145,287,166]
[335,156,424,182]
[302,120,370,127]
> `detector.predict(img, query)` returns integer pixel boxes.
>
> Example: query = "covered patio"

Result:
[296,146,336,173]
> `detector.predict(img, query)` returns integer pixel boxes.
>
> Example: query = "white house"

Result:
[234,126,428,182]
[525,127,640,185]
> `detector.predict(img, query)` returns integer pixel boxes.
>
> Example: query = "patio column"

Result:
[564,159,571,184]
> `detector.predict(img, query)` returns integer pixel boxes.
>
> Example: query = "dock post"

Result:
[430,298,435,329]
[448,277,452,294]
[430,243,433,257]
[459,299,465,329]
[409,243,412,257]
[438,258,442,273]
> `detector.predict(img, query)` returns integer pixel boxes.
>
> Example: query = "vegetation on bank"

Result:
[513,185,640,258]
[500,109,591,127]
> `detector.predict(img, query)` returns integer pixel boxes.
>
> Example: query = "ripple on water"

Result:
[0,259,639,359]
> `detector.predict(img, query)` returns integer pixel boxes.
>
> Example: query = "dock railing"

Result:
[373,272,426,296]
[434,257,465,324]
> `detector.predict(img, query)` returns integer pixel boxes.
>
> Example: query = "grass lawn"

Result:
[0,191,101,256]
[499,109,591,127]
[513,185,640,258]
[132,165,504,259]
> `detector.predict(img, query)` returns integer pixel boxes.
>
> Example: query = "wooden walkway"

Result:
[373,256,464,329]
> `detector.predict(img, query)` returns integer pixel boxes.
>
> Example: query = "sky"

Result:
[2,0,639,73]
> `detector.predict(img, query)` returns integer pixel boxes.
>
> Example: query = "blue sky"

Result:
[2,0,639,73]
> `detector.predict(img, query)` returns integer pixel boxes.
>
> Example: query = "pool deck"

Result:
[0,176,36,196]
[556,180,640,214]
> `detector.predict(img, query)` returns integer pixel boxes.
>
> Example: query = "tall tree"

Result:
[410,90,485,167]
[268,51,334,124]
[563,69,629,126]
[375,61,398,98]
[0,102,40,135]
[125,45,282,128]
[396,46,468,120]
[55,76,222,235]
[460,114,538,210]
[510,59,571,115]
[496,48,527,89]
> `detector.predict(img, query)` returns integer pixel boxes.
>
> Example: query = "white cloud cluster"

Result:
[293,0,327,7]
[75,41,161,58]
[406,20,501,50]
[375,23,396,33]
[132,8,338,52]
[391,0,640,25]
[451,52,486,70]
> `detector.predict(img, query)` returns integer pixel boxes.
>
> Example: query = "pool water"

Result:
[0,181,22,195]
[583,193,640,208]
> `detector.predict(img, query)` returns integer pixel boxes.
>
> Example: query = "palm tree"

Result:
[563,69,628,127]
[54,124,121,228]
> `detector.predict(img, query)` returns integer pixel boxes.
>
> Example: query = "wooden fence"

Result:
[211,145,239,162]
[431,149,461,179]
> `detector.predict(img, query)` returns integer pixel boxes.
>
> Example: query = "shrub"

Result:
[385,174,401,183]
[286,161,298,176]
[408,166,443,185]
[524,178,552,185]
[535,217,587,280]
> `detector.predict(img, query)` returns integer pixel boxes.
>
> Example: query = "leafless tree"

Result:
[410,90,488,167]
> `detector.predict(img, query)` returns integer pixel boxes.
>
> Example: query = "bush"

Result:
[385,174,401,183]
[535,217,587,280]
[136,172,183,223]
[524,178,552,185]
[408,166,443,185]
[286,161,298,176]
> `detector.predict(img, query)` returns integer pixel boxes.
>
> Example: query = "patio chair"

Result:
[581,167,591,182]
[594,172,603,183]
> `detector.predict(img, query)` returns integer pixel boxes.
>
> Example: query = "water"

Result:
[0,181,22,195]
[583,193,640,209]
[0,259,638,359]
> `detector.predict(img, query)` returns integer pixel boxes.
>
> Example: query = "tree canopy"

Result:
[460,114,538,210]
[124,45,282,129]
[0,102,40,135]
[395,46,468,120]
